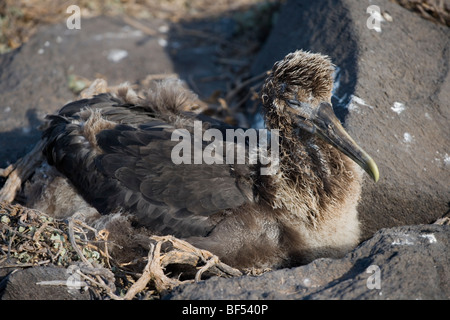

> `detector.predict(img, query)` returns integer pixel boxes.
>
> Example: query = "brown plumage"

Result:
[38,50,379,269]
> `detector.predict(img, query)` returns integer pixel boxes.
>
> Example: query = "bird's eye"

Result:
[287,99,313,120]
[287,99,301,107]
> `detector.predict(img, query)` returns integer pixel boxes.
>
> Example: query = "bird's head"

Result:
[261,50,379,182]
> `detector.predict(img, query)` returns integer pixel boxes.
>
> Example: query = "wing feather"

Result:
[43,93,255,237]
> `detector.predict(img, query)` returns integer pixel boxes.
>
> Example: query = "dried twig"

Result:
[0,165,13,178]
[152,235,242,280]
[76,268,121,300]
[0,140,46,203]
[122,16,159,36]
[395,0,450,26]
[0,259,50,269]
[67,218,91,266]
[225,70,268,107]
[124,241,186,299]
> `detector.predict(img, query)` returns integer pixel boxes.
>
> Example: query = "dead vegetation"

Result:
[0,201,243,299]
[0,0,448,54]
[394,0,450,27]
[0,0,279,53]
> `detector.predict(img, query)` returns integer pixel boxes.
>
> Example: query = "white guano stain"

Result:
[107,49,128,62]
[391,102,405,114]
[346,95,374,114]
[392,233,438,246]
[444,153,450,166]
[93,29,143,41]
[391,235,414,246]
[420,234,437,244]
[403,132,413,143]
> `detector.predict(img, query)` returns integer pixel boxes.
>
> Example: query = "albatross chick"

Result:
[40,50,379,269]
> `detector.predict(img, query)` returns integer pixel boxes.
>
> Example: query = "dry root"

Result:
[0,140,46,204]
[122,235,242,299]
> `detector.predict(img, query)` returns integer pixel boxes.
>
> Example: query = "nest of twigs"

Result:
[0,202,99,267]
[0,202,242,299]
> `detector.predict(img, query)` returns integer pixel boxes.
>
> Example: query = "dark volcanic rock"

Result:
[1,266,90,300]
[249,0,450,239]
[166,225,450,300]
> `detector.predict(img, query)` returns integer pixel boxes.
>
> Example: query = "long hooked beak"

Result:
[310,102,379,182]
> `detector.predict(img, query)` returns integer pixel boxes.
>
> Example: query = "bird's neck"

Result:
[261,121,361,227]
[264,110,336,183]
[278,131,336,195]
